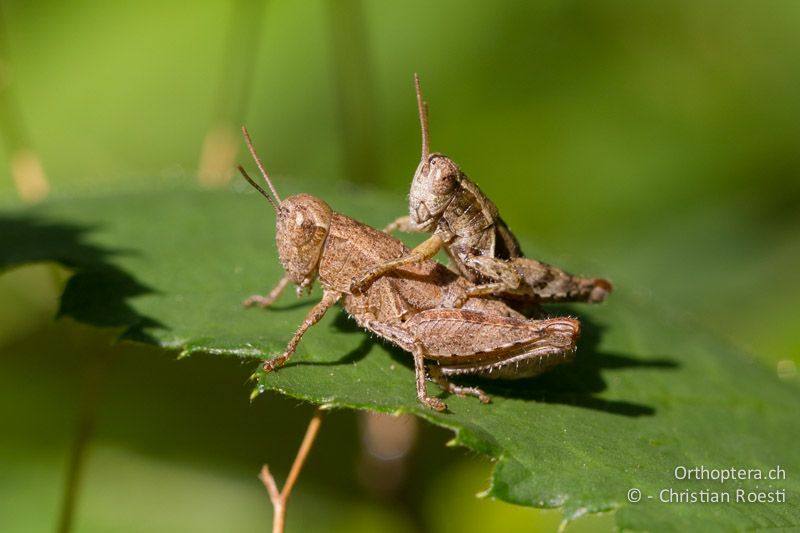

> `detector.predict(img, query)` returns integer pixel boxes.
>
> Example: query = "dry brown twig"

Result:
[259,409,323,533]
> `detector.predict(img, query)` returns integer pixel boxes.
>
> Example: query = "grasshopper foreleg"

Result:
[244,275,291,308]
[382,215,416,234]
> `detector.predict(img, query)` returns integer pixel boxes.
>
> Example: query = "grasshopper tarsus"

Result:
[461,389,492,404]
[424,397,447,412]
[455,384,491,404]
[263,354,289,373]
[244,275,291,309]
[382,215,413,234]
[244,294,276,308]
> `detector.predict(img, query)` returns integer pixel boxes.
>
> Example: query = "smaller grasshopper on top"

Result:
[351,74,612,308]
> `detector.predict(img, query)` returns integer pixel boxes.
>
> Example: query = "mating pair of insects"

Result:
[239,75,612,411]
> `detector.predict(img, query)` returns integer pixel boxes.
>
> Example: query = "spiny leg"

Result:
[412,342,446,412]
[429,365,490,404]
[263,290,341,372]
[244,275,290,308]
[350,234,444,294]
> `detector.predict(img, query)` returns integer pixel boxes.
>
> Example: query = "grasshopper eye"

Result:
[431,167,456,195]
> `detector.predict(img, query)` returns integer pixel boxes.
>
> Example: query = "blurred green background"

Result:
[1,1,798,531]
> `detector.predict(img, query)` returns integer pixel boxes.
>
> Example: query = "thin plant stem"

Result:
[259,408,323,533]
[57,351,111,533]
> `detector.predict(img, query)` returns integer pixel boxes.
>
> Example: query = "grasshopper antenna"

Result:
[414,73,430,160]
[238,165,278,212]
[241,126,282,204]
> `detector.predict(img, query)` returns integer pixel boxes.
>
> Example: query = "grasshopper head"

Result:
[409,153,459,230]
[238,127,332,292]
[409,75,460,231]
[275,194,332,288]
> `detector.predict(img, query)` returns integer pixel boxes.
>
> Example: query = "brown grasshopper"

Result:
[238,127,580,411]
[351,74,612,309]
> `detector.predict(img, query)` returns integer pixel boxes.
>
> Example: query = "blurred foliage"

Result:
[1,1,799,531]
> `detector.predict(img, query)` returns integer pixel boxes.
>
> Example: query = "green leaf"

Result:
[2,186,798,531]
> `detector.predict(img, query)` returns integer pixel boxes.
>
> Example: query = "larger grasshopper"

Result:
[239,127,580,411]
[351,75,612,308]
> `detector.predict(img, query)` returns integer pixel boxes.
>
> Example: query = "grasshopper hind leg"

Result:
[412,342,447,412]
[429,365,491,404]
